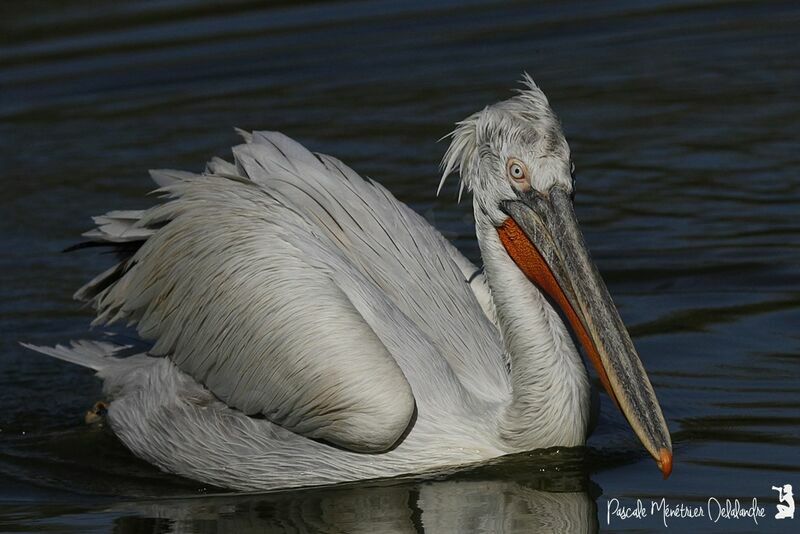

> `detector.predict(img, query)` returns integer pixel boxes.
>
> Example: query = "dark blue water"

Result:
[1,1,799,531]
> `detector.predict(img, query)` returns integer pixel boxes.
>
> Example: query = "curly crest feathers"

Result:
[438,74,562,199]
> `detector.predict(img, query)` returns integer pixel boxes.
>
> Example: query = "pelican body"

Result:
[26,77,671,491]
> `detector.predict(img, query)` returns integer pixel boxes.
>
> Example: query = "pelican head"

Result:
[441,75,672,478]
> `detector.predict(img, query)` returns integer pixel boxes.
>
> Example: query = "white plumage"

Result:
[25,77,672,489]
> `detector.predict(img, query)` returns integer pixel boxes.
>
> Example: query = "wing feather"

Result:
[83,175,415,452]
[76,130,509,452]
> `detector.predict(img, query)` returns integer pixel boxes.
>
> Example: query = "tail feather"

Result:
[20,340,129,371]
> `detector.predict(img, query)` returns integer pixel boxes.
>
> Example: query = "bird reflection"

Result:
[112,476,597,533]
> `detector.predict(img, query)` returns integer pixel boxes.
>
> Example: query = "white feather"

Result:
[27,76,593,491]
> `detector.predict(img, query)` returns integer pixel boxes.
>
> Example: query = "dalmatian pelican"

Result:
[25,76,672,491]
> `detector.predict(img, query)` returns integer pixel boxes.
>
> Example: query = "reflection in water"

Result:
[2,423,605,532]
[112,478,596,533]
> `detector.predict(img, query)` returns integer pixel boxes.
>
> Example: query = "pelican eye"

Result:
[506,159,529,187]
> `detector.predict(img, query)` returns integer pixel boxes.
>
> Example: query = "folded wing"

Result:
[76,131,507,452]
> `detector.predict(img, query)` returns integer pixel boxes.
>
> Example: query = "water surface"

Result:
[1,1,799,532]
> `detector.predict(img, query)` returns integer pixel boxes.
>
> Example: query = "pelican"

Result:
[25,76,672,491]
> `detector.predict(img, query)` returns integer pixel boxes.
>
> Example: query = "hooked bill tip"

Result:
[657,448,673,479]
